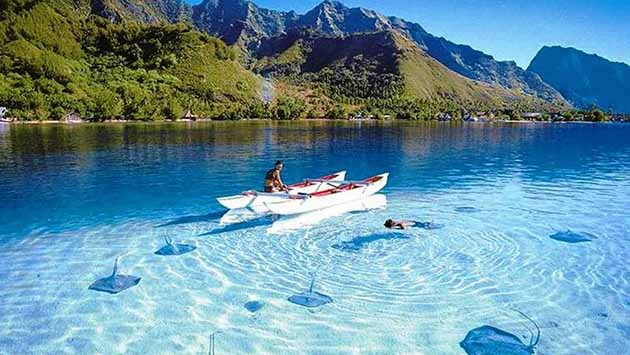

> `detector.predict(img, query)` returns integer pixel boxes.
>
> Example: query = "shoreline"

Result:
[2,118,626,125]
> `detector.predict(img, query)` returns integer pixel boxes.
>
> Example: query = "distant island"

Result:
[0,0,628,122]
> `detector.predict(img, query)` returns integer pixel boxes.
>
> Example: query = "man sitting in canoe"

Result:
[264,160,287,192]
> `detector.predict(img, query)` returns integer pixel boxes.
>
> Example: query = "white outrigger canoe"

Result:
[264,173,389,215]
[216,171,346,212]
[267,194,387,234]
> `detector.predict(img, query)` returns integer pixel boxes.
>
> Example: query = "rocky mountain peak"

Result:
[90,0,192,24]
[96,0,568,104]
[298,0,393,36]
[316,0,348,12]
[192,0,293,48]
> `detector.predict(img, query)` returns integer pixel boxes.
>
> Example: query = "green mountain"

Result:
[253,29,562,119]
[256,29,517,103]
[0,0,261,120]
[528,46,630,113]
[0,0,570,121]
[191,0,566,104]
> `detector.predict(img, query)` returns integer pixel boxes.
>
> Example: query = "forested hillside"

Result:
[254,29,560,119]
[0,0,575,121]
[191,0,567,104]
[0,0,261,120]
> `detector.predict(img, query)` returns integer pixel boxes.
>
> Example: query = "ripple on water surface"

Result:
[0,122,629,354]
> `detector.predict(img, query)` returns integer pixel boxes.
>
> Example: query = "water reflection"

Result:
[4,122,629,185]
[1,122,630,238]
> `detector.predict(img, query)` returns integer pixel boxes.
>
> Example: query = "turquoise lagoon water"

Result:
[0,121,629,354]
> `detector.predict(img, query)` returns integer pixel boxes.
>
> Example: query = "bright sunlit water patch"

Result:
[0,121,629,354]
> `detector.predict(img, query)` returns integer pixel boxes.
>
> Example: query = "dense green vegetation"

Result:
[550,108,610,122]
[255,30,571,121]
[0,1,615,122]
[0,0,263,121]
[256,30,406,101]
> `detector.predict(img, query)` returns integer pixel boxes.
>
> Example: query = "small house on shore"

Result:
[62,112,83,124]
[0,107,13,123]
[521,112,542,120]
[183,110,199,121]
[464,116,479,122]
[350,112,375,120]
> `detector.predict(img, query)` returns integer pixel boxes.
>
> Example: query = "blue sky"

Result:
[190,0,630,69]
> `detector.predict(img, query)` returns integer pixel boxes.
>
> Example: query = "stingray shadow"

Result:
[154,237,197,256]
[244,301,264,313]
[460,310,540,355]
[200,215,275,236]
[156,211,227,228]
[288,269,333,308]
[332,232,410,252]
[89,257,141,294]
[550,230,597,244]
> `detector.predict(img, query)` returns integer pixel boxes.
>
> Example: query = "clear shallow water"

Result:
[0,121,629,354]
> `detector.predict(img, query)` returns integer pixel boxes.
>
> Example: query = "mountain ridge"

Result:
[528,45,630,113]
[186,0,566,104]
[191,0,298,51]
[90,0,193,23]
[255,28,521,103]
[3,0,595,122]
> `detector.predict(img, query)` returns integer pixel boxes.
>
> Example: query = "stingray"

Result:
[460,310,540,355]
[456,207,480,213]
[154,237,197,256]
[244,300,264,313]
[288,270,333,308]
[89,257,141,294]
[550,230,597,244]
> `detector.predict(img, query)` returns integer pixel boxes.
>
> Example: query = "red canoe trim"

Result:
[320,173,341,181]
[241,173,342,194]
[363,176,383,184]
[287,172,340,189]
[309,175,382,197]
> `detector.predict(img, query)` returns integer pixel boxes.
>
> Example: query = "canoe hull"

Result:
[216,171,346,211]
[265,173,389,215]
[268,194,387,234]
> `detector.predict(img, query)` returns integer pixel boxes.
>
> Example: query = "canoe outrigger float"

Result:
[264,173,389,216]
[267,194,387,234]
[216,171,347,212]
